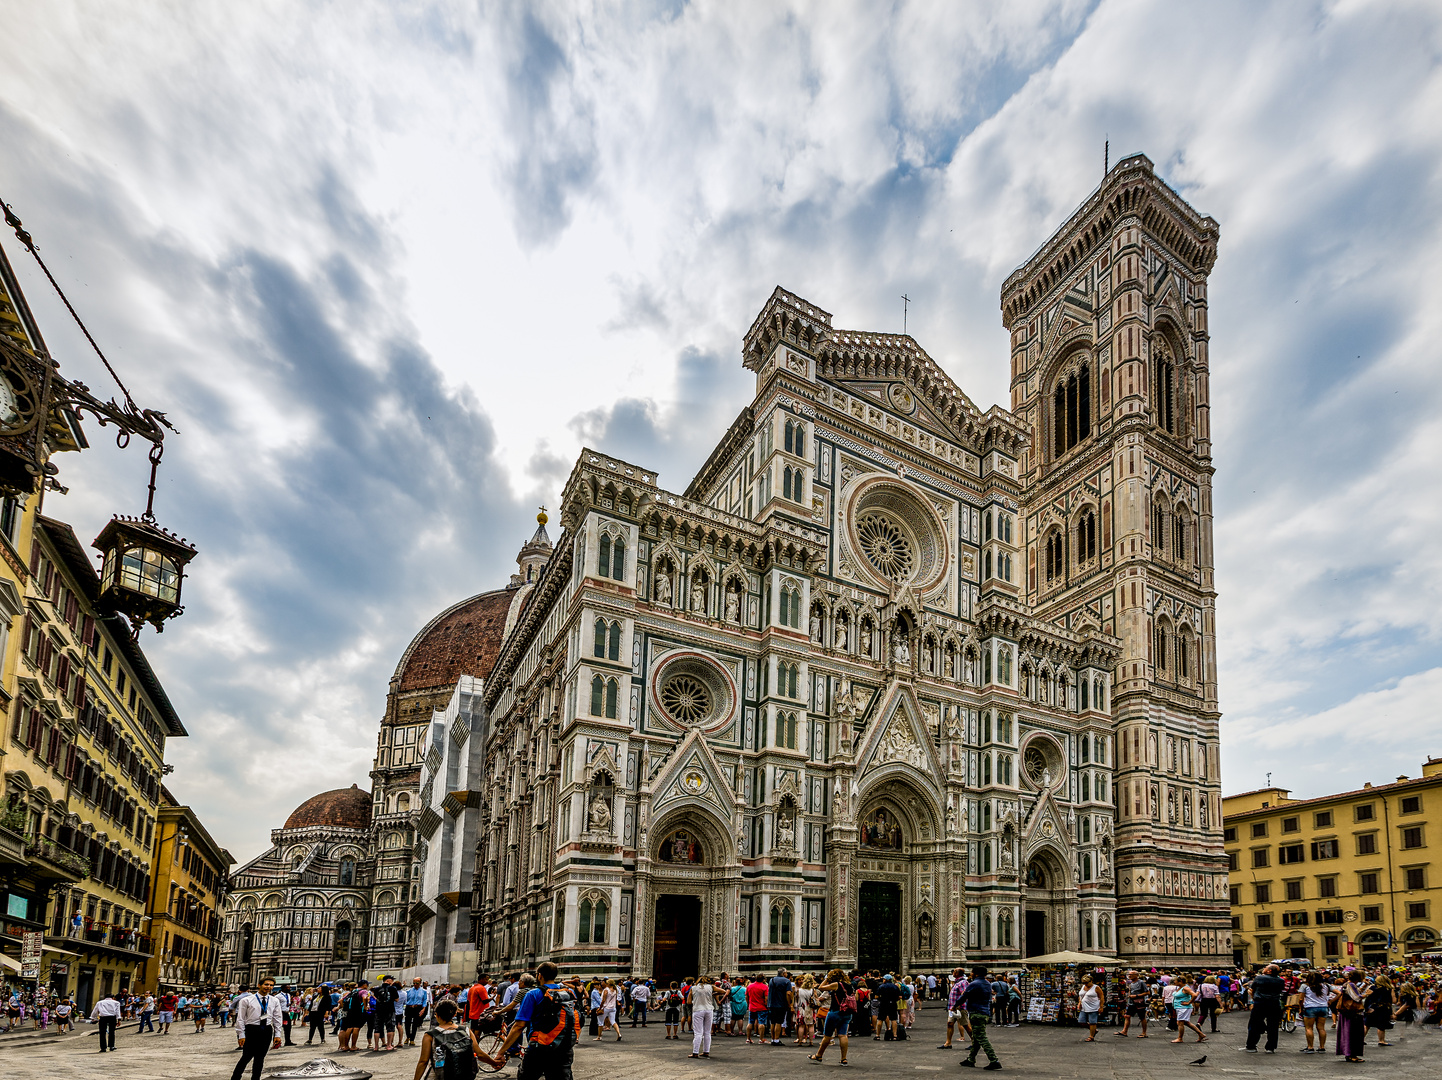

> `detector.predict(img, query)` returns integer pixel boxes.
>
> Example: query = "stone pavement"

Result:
[4,1006,1434,1080]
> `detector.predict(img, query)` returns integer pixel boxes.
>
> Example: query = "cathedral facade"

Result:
[470,153,1229,978]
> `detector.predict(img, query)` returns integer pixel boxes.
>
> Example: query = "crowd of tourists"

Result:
[7,955,1440,1075]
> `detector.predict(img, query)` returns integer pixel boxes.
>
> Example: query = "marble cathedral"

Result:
[461,154,1229,979]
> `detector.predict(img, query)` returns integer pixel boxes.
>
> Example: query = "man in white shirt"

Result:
[630,980,651,1027]
[231,977,282,1080]
[90,991,121,1052]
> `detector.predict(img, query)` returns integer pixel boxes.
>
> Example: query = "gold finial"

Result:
[537,505,548,526]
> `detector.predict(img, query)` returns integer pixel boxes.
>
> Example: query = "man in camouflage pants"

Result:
[957,966,1002,1070]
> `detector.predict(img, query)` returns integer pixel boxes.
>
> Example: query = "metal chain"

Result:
[1,198,140,412]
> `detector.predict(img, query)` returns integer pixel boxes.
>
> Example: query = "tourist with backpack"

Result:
[809,968,854,1066]
[663,982,684,1039]
[494,962,581,1080]
[412,998,495,1080]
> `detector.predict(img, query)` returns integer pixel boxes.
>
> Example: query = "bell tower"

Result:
[1002,154,1229,966]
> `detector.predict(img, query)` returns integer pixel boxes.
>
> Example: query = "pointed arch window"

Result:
[608,621,621,661]
[578,898,593,944]
[784,418,795,454]
[598,535,611,578]
[1053,362,1092,456]
[1152,502,1166,553]
[783,466,794,501]
[1081,679,1090,711]
[590,675,604,715]
[1155,624,1169,672]
[1077,510,1096,563]
[1045,530,1064,583]
[339,859,355,887]
[1156,349,1176,434]
[1178,632,1191,679]
[1173,513,1187,562]
[604,678,619,719]
[611,537,626,580]
[593,618,607,658]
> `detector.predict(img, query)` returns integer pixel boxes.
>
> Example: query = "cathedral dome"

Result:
[284,784,372,830]
[392,587,517,694]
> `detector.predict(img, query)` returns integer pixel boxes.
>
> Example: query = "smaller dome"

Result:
[284,784,372,831]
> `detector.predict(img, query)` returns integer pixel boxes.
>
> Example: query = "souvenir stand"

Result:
[1017,951,1120,1026]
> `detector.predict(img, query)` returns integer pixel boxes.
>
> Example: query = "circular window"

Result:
[660,675,711,725]
[844,477,949,592]
[1024,746,1048,785]
[1021,735,1064,789]
[857,513,915,582]
[650,652,737,734]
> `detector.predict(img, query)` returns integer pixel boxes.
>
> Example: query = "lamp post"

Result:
[0,202,198,636]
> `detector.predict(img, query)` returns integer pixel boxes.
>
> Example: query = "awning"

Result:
[1020,950,1119,966]
[43,944,80,956]
[0,954,20,973]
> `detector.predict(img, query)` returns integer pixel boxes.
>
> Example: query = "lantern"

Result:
[92,514,197,633]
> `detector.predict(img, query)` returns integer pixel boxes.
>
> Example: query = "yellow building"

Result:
[1223,757,1442,967]
[141,785,232,995]
[7,515,187,1008]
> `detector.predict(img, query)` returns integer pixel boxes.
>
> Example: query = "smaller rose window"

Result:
[660,674,711,725]
[1024,745,1049,785]
[857,512,915,582]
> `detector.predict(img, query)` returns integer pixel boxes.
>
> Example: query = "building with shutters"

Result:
[1223,757,1442,967]
[140,784,233,994]
[0,513,185,1010]
[466,153,1231,978]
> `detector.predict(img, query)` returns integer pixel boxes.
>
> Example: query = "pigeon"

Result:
[1188,1055,1207,1066]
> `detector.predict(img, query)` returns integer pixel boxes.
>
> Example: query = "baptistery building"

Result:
[465,154,1231,979]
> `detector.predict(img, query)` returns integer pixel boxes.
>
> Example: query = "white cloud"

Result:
[1,0,1440,855]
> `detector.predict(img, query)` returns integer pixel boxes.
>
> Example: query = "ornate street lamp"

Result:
[1,200,198,635]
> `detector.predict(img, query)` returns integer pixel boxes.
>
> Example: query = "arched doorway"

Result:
[637,807,740,980]
[1022,848,1072,957]
[1357,930,1389,967]
[852,776,945,974]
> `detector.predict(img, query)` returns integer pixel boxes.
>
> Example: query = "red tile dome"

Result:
[283,784,372,830]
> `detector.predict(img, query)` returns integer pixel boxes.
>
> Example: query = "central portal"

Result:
[652,895,701,983]
[857,881,901,973]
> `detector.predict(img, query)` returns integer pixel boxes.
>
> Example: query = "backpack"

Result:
[528,988,580,1047]
[668,991,683,1008]
[838,990,857,1014]
[430,1025,478,1080]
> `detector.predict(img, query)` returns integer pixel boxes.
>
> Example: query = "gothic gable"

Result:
[853,683,943,794]
[647,726,738,817]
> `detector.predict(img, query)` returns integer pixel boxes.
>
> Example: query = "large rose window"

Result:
[660,674,711,725]
[857,513,915,582]
[844,477,949,592]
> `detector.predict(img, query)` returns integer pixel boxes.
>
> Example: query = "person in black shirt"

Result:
[1243,965,1284,1053]
[874,976,902,1041]
[374,976,400,1051]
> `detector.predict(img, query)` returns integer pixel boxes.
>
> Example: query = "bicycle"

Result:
[1280,1003,1298,1034]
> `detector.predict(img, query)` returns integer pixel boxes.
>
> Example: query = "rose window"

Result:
[1024,746,1048,785]
[660,674,711,725]
[858,513,915,582]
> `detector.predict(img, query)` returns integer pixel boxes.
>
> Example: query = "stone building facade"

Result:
[469,155,1230,977]
[218,785,377,988]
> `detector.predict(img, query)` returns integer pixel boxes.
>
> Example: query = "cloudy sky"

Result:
[2,0,1440,861]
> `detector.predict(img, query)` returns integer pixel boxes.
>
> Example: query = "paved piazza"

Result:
[1,1008,1433,1080]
